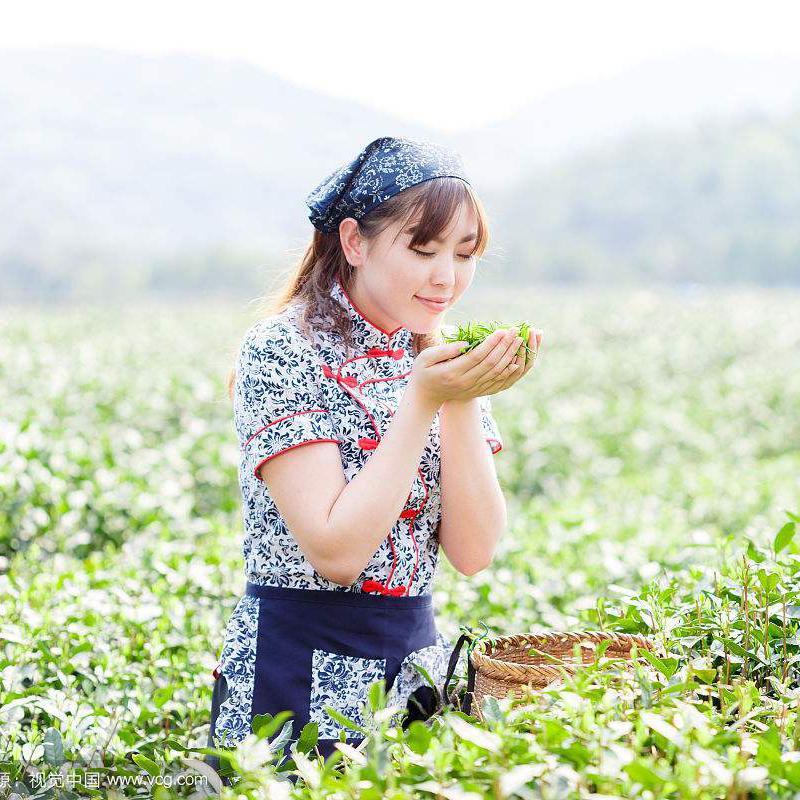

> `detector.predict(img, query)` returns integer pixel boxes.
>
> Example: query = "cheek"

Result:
[455,263,476,295]
[393,257,423,294]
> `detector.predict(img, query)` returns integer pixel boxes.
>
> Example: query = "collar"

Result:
[330,274,414,355]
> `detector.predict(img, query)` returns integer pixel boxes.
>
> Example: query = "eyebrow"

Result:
[405,225,478,244]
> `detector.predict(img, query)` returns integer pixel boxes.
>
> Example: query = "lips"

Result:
[415,295,451,312]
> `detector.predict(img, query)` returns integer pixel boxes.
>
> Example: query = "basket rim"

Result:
[470,630,657,683]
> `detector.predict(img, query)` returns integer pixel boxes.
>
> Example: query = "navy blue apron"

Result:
[206,581,442,777]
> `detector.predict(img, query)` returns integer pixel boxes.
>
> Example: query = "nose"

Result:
[430,254,457,289]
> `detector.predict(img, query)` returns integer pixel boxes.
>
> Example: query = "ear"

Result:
[338,218,367,267]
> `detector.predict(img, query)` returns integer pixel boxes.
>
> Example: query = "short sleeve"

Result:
[478,394,503,455]
[233,321,340,480]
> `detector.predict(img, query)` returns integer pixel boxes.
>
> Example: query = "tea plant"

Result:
[1,287,798,797]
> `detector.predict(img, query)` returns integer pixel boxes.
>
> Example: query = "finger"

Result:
[484,328,539,389]
[498,357,522,382]
[479,357,520,394]
[426,341,470,365]
[491,332,530,388]
[454,327,508,367]
[481,329,522,376]
[480,331,523,386]
[448,329,507,382]
[514,333,529,364]
[527,329,541,355]
[467,329,522,385]
[458,330,510,384]
[518,329,541,373]
[519,330,535,371]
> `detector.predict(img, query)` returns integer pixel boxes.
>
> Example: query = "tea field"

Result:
[1,286,799,799]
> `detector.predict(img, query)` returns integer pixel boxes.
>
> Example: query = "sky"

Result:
[4,0,800,132]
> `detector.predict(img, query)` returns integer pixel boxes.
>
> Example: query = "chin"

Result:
[407,312,441,333]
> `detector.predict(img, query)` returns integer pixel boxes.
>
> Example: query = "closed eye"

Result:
[411,248,474,261]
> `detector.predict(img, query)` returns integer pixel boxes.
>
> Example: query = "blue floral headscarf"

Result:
[305,136,472,234]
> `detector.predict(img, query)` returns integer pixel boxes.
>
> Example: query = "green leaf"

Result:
[774,522,796,554]
[783,760,800,788]
[252,710,294,739]
[118,729,137,747]
[746,540,766,563]
[560,740,592,769]
[480,695,503,724]
[42,727,64,766]
[499,764,541,797]
[595,638,612,660]
[132,753,160,776]
[638,649,679,679]
[755,737,783,769]
[688,666,717,684]
[447,713,502,751]
[153,685,173,708]
[323,705,368,735]
[410,662,437,691]
[252,711,273,734]
[368,677,386,712]
[405,720,432,755]
[625,760,665,789]
[269,719,294,754]
[540,718,571,746]
[720,637,751,660]
[296,722,319,753]
[163,738,190,752]
[640,711,683,746]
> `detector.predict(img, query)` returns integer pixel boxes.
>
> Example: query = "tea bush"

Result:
[1,287,798,798]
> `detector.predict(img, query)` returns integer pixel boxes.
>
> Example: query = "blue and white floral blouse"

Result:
[214,274,504,744]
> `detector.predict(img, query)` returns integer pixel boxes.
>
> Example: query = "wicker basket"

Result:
[465,630,656,721]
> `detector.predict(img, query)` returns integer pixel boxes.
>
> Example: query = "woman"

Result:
[205,135,542,778]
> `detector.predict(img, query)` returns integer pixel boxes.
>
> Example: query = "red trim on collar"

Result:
[336,274,405,338]
[366,346,405,359]
[321,349,409,393]
[322,364,359,387]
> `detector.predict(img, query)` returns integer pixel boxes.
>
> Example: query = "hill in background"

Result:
[1,45,799,301]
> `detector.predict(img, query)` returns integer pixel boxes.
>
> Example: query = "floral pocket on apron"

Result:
[309,648,387,739]
[386,630,451,721]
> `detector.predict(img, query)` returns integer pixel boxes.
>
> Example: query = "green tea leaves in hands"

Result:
[442,321,538,366]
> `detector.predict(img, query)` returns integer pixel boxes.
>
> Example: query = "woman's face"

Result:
[341,202,479,335]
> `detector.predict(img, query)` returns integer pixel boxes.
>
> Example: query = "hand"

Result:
[480,325,542,396]
[410,326,543,408]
